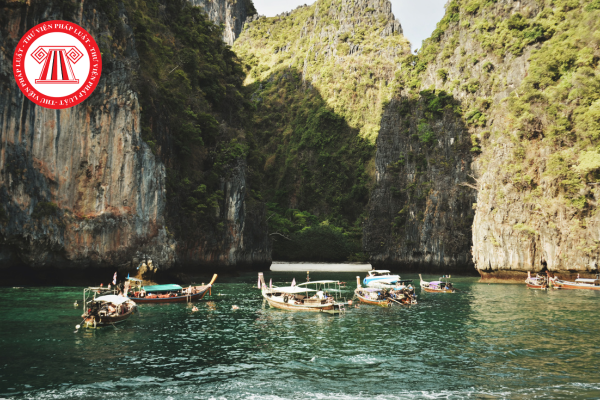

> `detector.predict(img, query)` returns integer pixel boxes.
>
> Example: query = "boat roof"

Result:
[575,278,598,283]
[357,287,385,292]
[297,280,340,285]
[429,281,442,285]
[143,284,183,292]
[93,295,130,305]
[369,270,391,274]
[127,277,143,282]
[270,286,317,293]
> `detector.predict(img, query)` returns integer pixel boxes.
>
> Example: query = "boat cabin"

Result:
[367,270,392,277]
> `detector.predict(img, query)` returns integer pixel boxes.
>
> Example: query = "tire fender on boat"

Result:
[283,296,289,303]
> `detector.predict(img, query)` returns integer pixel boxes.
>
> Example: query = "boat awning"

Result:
[575,278,598,283]
[270,286,317,293]
[297,280,340,285]
[429,281,442,285]
[143,284,183,292]
[128,277,143,282]
[94,295,130,305]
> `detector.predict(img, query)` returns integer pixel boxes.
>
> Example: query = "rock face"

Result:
[189,0,256,45]
[0,0,269,272]
[367,0,600,279]
[175,158,271,269]
[233,0,410,262]
[364,95,476,272]
[0,1,175,269]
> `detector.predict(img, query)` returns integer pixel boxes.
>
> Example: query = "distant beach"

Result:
[270,262,372,272]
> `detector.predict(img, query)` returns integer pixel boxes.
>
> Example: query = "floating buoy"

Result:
[74,301,79,307]
[232,305,239,310]
[192,306,199,312]
[348,300,353,305]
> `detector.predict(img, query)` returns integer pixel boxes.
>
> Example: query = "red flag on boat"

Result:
[292,278,296,287]
[113,272,117,285]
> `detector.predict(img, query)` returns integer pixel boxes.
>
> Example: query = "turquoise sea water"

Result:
[1,272,600,399]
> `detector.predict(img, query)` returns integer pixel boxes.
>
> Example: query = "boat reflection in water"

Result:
[258,272,347,315]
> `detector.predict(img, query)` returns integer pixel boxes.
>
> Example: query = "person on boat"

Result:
[316,291,325,300]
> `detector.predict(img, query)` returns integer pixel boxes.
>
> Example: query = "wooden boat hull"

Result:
[131,288,209,304]
[421,287,455,293]
[355,289,415,306]
[526,283,546,289]
[555,282,600,290]
[264,295,339,313]
[357,296,390,307]
[129,275,216,304]
[83,308,135,328]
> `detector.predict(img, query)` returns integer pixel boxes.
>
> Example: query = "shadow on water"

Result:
[1,272,600,399]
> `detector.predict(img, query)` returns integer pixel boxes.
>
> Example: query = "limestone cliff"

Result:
[233,0,410,261]
[189,0,256,46]
[0,0,270,273]
[364,93,475,271]
[367,0,600,278]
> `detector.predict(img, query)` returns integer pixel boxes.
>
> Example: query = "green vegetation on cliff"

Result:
[96,0,256,239]
[234,0,409,261]
[393,0,600,271]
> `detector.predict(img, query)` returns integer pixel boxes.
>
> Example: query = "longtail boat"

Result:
[554,274,600,290]
[80,292,137,328]
[525,271,548,289]
[127,274,217,303]
[355,277,417,306]
[258,273,347,314]
[419,274,456,293]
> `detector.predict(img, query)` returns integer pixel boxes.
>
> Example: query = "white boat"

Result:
[258,273,347,315]
[362,270,412,289]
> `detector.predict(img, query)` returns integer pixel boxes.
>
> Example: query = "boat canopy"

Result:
[94,295,130,305]
[270,286,317,293]
[575,278,599,283]
[128,277,143,282]
[368,270,391,275]
[143,284,183,292]
[297,280,340,285]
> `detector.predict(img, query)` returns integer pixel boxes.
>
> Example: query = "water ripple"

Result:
[1,273,599,399]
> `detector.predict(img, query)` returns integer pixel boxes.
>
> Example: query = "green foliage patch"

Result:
[32,202,58,219]
[113,0,254,236]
